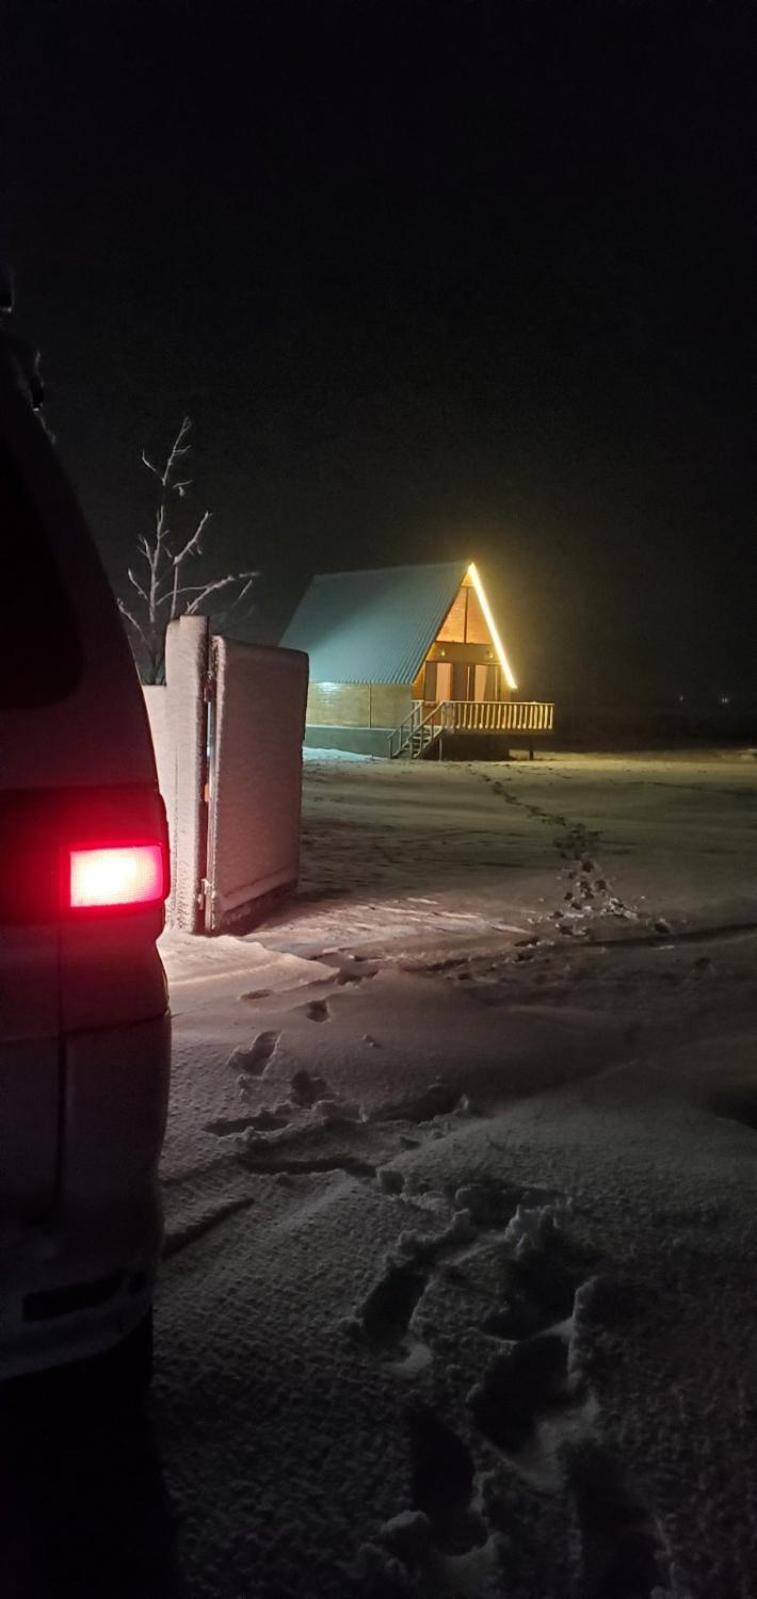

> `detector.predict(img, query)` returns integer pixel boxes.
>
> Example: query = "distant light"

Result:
[467,563,518,691]
[719,694,731,706]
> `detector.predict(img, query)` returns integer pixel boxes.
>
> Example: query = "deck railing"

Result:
[439,699,555,733]
[389,699,555,757]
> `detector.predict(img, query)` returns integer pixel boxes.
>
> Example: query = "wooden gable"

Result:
[436,574,491,646]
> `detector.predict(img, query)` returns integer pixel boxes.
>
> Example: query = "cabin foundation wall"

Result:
[368,685,412,728]
[303,725,393,757]
[306,682,411,733]
[307,682,370,727]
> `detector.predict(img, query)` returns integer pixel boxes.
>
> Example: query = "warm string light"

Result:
[467,563,518,691]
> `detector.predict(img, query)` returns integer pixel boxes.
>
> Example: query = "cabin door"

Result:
[422,661,452,702]
[451,663,473,701]
[448,663,497,702]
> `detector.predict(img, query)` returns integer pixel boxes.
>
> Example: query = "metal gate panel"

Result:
[205,638,308,933]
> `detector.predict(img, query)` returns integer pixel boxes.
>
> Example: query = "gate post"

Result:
[164,615,210,931]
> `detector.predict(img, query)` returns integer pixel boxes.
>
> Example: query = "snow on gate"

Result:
[144,616,308,932]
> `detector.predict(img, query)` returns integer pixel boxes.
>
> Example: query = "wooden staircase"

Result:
[389,701,444,759]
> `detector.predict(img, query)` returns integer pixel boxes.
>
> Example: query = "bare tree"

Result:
[118,416,255,682]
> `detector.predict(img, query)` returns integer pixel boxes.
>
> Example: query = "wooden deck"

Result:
[390,699,555,758]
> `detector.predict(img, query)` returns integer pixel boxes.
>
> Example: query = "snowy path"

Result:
[5,754,757,1599]
[266,753,757,955]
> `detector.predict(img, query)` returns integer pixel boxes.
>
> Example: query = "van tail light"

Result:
[0,786,169,926]
[69,843,165,910]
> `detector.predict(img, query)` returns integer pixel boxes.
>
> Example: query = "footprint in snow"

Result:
[482,1233,583,1341]
[468,1332,573,1455]
[360,1259,429,1352]
[205,1107,288,1138]
[357,1408,501,1592]
[228,1031,280,1077]
[290,1067,330,1106]
[406,1403,482,1554]
[303,998,331,1022]
[381,1079,463,1124]
[568,1441,671,1599]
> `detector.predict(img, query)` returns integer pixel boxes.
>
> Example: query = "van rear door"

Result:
[0,368,162,1225]
[0,434,83,1219]
[0,936,60,1220]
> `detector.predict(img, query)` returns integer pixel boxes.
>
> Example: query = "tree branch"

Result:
[216,575,256,621]
[117,597,150,648]
[127,567,150,604]
[154,502,169,549]
[173,508,211,567]
[184,572,257,615]
[172,572,257,599]
[161,416,192,487]
[121,416,253,681]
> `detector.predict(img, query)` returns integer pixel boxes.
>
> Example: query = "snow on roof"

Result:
[280,561,469,685]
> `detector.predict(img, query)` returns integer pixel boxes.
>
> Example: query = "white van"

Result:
[0,335,170,1391]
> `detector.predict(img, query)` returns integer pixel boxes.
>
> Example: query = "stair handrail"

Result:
[389,699,444,758]
[388,699,422,758]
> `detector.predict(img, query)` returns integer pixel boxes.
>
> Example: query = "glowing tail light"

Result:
[69,843,165,910]
[0,787,169,926]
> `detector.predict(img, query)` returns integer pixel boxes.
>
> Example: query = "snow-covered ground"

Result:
[8,753,757,1599]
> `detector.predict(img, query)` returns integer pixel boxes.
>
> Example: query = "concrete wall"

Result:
[303,725,393,757]
[306,681,411,730]
[142,685,175,828]
[143,616,209,931]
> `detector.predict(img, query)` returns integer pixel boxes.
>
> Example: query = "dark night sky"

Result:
[3,0,756,703]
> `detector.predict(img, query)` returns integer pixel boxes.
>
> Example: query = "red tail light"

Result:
[0,787,169,925]
[69,843,165,910]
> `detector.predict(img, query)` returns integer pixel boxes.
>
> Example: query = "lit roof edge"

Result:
[467,562,518,691]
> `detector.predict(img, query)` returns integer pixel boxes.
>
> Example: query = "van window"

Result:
[0,441,83,707]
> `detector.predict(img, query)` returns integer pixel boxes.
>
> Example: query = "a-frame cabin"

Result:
[281,560,554,757]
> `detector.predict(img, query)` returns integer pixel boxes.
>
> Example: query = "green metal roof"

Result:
[280,561,469,685]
